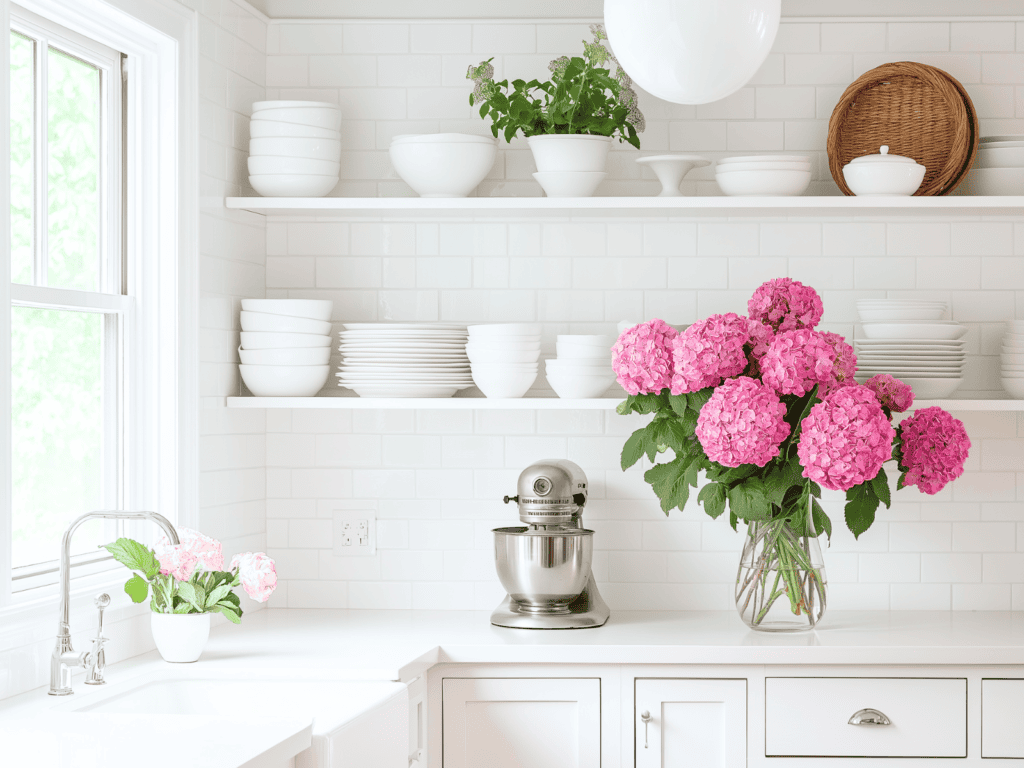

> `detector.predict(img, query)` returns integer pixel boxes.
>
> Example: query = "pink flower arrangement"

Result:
[747,277,823,333]
[760,329,837,397]
[797,385,896,491]
[155,527,224,574]
[819,331,858,395]
[612,319,679,395]
[695,377,790,467]
[231,552,279,603]
[865,374,914,413]
[671,313,752,393]
[898,407,971,494]
[155,545,198,582]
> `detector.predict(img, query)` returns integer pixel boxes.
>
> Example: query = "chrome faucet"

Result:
[49,510,179,696]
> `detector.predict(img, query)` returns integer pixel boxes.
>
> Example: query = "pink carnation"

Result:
[865,374,914,414]
[230,552,278,603]
[797,384,895,492]
[747,278,823,333]
[695,377,790,467]
[156,545,198,582]
[612,319,679,395]
[157,528,224,573]
[670,313,752,393]
[761,329,837,397]
[819,331,858,395]
[898,407,971,495]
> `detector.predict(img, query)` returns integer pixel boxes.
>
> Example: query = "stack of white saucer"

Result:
[466,324,541,398]
[1000,321,1024,398]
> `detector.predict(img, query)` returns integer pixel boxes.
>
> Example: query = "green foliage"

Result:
[124,574,149,603]
[104,538,161,578]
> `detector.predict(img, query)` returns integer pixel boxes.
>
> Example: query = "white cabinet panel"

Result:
[983,679,1024,758]
[635,679,746,768]
[442,677,600,768]
[765,677,966,758]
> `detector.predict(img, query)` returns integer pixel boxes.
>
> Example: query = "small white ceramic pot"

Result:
[842,145,926,196]
[151,612,211,663]
[526,134,613,173]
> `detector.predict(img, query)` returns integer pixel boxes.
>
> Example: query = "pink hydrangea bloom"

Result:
[898,407,971,495]
[819,331,858,395]
[797,384,895,491]
[156,545,198,582]
[695,377,790,467]
[670,313,752,393]
[760,329,837,397]
[611,319,679,395]
[865,374,914,414]
[157,528,224,572]
[747,278,824,333]
[230,552,278,603]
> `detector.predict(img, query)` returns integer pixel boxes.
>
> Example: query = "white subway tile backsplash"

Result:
[821,23,886,53]
[888,23,950,52]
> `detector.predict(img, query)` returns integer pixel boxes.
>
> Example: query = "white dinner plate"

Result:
[857,355,966,362]
[341,385,470,398]
[338,342,468,350]
[860,323,967,340]
[856,371,963,379]
[855,339,966,348]
[340,361,471,369]
[342,323,468,331]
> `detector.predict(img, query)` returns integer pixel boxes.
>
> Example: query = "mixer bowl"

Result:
[493,527,594,614]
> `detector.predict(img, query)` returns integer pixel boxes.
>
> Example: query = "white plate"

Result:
[338,331,467,339]
[855,339,966,347]
[857,353,966,360]
[856,371,963,379]
[342,385,469,398]
[340,361,471,368]
[342,323,467,331]
[340,354,469,362]
[338,342,468,349]
[895,378,963,399]
[860,323,967,340]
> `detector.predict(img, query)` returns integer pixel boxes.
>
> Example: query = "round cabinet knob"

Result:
[848,708,892,726]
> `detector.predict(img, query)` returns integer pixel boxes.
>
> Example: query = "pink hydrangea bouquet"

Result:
[103,528,277,624]
[613,278,971,629]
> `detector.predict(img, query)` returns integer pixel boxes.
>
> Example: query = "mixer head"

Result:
[504,459,588,526]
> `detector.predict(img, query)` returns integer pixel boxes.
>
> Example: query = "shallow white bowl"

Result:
[389,135,496,198]
[546,357,611,368]
[240,331,332,350]
[239,364,330,396]
[250,106,342,131]
[471,366,538,398]
[466,348,540,364]
[249,119,340,140]
[857,300,947,307]
[546,370,616,399]
[470,362,539,372]
[249,174,338,198]
[240,311,332,335]
[716,160,810,172]
[1004,378,1024,399]
[860,322,967,340]
[248,156,340,176]
[858,307,946,322]
[249,137,341,161]
[961,167,1024,196]
[238,346,332,366]
[718,155,810,165]
[240,299,333,322]
[556,334,609,345]
[533,171,607,198]
[252,100,339,112]
[900,377,963,399]
[975,146,1024,169]
[556,344,610,360]
[391,133,495,145]
[468,324,542,337]
[715,168,811,196]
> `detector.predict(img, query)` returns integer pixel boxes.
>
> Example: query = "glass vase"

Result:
[735,513,827,632]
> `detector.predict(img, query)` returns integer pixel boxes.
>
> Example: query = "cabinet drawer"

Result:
[983,679,1024,758]
[765,677,966,758]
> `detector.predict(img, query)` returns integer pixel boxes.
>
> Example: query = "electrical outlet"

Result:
[333,511,376,557]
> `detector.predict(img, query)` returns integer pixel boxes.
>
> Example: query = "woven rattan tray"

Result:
[827,61,978,196]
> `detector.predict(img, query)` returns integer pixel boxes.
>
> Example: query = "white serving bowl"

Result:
[556,334,610,346]
[546,370,616,399]
[975,146,1024,169]
[1004,378,1024,399]
[240,311,332,335]
[249,119,340,140]
[249,174,338,198]
[391,133,495,145]
[899,377,963,399]
[860,322,967,340]
[471,366,538,398]
[251,106,342,131]
[532,171,607,198]
[470,362,539,372]
[715,168,811,196]
[1002,353,1024,365]
[716,160,810,173]
[239,364,330,397]
[466,347,540,364]
[389,134,496,198]
[248,156,341,176]
[857,307,946,322]
[249,137,342,161]
[718,155,810,165]
[238,346,332,366]
[240,299,333,322]
[841,145,926,196]
[556,344,610,360]
[546,357,611,368]
[252,99,339,112]
[961,167,1024,196]
[468,323,542,337]
[240,331,332,350]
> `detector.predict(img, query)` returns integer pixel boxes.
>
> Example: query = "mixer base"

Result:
[490,584,610,630]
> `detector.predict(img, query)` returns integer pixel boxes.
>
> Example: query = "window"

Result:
[9,8,129,592]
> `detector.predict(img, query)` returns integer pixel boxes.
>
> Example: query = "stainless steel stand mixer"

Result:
[491,459,610,630]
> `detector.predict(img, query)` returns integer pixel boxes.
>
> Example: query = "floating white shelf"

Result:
[227,396,1024,411]
[225,195,1024,219]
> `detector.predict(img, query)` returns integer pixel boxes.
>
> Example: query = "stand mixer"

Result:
[490,459,610,630]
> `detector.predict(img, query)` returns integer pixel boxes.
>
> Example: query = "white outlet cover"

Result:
[333,510,377,557]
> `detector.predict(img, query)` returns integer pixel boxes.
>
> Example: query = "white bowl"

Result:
[252,100,339,112]
[715,168,810,196]
[1004,378,1024,399]
[240,299,333,322]
[240,311,332,335]
[860,323,967,340]
[975,146,1024,169]
[556,334,609,345]
[546,370,616,399]
[546,358,611,369]
[240,331,332,350]
[238,346,332,365]
[858,307,946,322]
[249,137,341,161]
[250,106,342,131]
[239,364,330,397]
[250,120,340,140]
[962,167,1024,196]
[466,343,541,356]
[391,133,495,145]
[470,362,539,372]
[556,344,610,360]
[716,160,810,172]
[248,156,340,176]
[843,160,926,196]
[1002,353,1024,365]
[718,155,810,165]
[899,377,963,399]
[468,324,542,337]
[471,366,538,398]
[389,135,496,198]
[466,348,540,364]
[249,174,338,198]
[533,171,606,198]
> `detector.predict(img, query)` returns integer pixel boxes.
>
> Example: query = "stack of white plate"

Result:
[467,324,542,398]
[1000,321,1024,399]
[248,100,342,197]
[854,300,965,399]
[545,335,615,398]
[715,155,811,196]
[238,300,333,396]
[335,323,472,398]
[963,135,1024,196]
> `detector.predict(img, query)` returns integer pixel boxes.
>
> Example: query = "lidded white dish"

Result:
[842,145,926,197]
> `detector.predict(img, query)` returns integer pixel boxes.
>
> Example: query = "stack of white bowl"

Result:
[238,300,333,396]
[545,335,615,398]
[853,300,966,399]
[1000,321,1024,398]
[466,324,542,398]
[715,155,811,196]
[248,100,342,197]
[389,134,496,197]
[963,135,1024,195]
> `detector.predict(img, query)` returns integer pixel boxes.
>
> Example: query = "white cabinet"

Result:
[634,679,746,768]
[441,677,601,768]
[982,679,1024,758]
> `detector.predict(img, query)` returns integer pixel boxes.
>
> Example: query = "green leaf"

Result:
[103,538,161,579]
[728,479,771,522]
[667,394,689,418]
[762,461,803,508]
[697,482,727,519]
[686,387,714,414]
[870,467,892,509]
[644,456,694,514]
[811,496,832,541]
[897,471,909,490]
[206,584,233,609]
[620,428,649,470]
[124,573,149,603]
[212,604,241,624]
[176,581,206,612]
[173,602,195,614]
[845,483,879,539]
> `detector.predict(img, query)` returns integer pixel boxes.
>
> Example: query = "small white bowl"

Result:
[860,322,967,340]
[471,366,538,398]
[466,343,541,356]
[248,156,340,176]
[249,119,340,140]
[238,346,332,365]
[546,358,611,370]
[715,168,811,197]
[240,299,333,322]
[466,348,540,364]
[718,155,810,165]
[252,100,340,112]
[716,160,811,173]
[546,371,616,399]
[975,146,1024,169]
[468,324,542,337]
[249,137,341,161]
[962,167,1024,196]
[240,311,332,335]
[389,135,496,198]
[240,364,330,397]
[556,334,609,345]
[240,331,332,350]
[249,174,338,198]
[470,362,539,372]
[250,106,342,131]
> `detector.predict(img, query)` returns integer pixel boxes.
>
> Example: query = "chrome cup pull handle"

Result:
[641,709,652,748]
[849,708,891,727]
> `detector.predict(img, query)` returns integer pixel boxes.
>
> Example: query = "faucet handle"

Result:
[84,593,110,686]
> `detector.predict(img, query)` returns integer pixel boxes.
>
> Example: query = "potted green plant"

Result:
[467,24,644,197]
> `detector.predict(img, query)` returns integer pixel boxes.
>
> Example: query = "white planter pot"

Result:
[526,134,613,173]
[151,612,211,663]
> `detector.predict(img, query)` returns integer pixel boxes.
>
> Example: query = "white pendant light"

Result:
[605,0,782,105]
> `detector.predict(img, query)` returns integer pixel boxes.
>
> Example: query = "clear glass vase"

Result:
[735,514,827,632]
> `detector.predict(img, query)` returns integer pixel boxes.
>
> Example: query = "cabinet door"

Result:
[983,679,1024,758]
[442,677,601,768]
[635,679,746,768]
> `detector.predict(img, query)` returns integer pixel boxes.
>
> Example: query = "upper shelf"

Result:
[225,196,1024,219]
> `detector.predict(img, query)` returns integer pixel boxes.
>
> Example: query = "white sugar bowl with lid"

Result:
[842,145,926,196]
